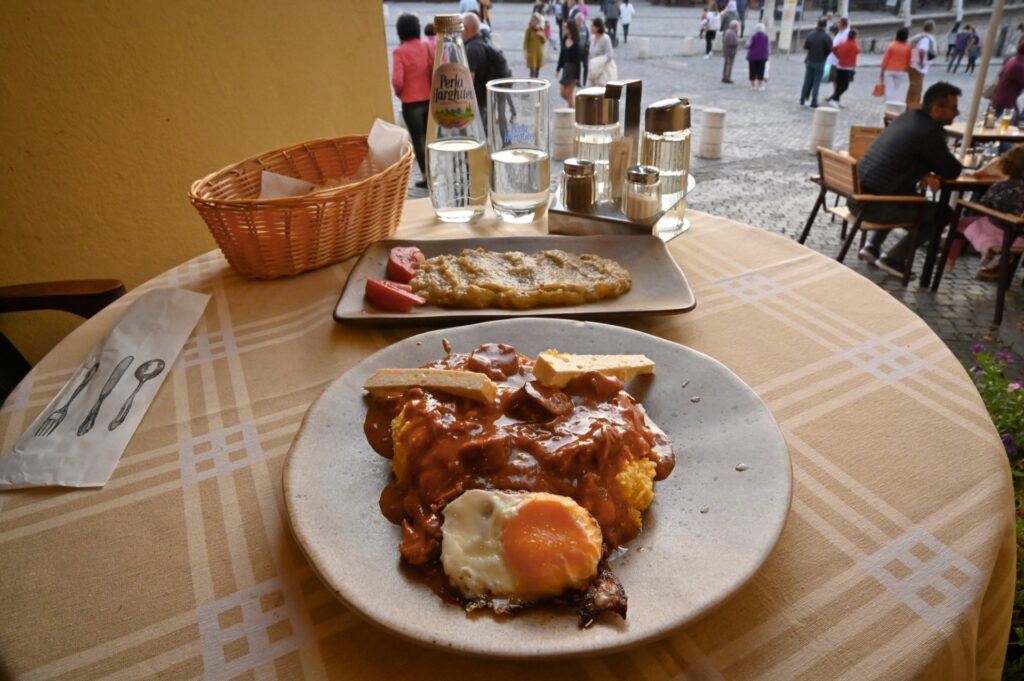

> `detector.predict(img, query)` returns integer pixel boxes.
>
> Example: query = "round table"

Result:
[0,200,1013,680]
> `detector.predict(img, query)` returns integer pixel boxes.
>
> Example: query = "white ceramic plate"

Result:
[284,319,792,660]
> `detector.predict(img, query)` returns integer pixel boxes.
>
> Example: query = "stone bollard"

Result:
[638,37,651,58]
[810,106,839,152]
[682,36,697,56]
[697,108,726,159]
[552,107,575,161]
[884,100,906,115]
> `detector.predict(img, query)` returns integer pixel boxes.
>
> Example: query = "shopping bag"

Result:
[872,82,885,97]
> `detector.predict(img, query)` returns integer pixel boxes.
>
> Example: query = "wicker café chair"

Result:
[931,198,1024,325]
[800,147,928,286]
[0,279,125,402]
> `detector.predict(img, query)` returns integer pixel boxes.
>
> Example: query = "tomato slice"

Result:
[365,278,426,313]
[387,246,426,284]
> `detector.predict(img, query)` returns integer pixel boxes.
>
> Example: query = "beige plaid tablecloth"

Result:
[0,200,1014,680]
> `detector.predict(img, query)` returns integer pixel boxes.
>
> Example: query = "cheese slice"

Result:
[363,368,498,403]
[533,350,655,388]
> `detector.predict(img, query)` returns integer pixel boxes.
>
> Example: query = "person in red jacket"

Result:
[826,28,861,107]
[392,14,433,188]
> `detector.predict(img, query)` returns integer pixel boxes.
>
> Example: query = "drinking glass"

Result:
[486,78,551,223]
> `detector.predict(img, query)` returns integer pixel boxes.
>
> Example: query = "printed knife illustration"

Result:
[35,360,101,437]
[77,356,134,437]
[108,358,165,431]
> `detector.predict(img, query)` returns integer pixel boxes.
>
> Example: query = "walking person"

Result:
[556,19,582,107]
[826,28,859,106]
[722,0,739,32]
[945,23,959,60]
[604,0,620,46]
[948,25,970,72]
[825,17,850,102]
[619,0,635,43]
[703,6,721,58]
[880,27,912,103]
[736,0,748,36]
[524,13,547,78]
[722,20,739,83]
[907,20,937,108]
[746,22,770,89]
[966,30,982,73]
[587,17,618,85]
[801,18,832,107]
[391,14,433,189]
[576,13,591,89]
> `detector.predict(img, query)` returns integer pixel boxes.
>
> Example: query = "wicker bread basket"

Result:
[189,136,414,278]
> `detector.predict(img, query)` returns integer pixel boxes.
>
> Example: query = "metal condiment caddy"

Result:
[548,80,696,241]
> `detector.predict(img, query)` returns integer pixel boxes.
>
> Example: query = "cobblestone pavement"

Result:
[386,1,1023,368]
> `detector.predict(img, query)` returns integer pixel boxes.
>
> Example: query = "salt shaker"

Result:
[621,165,661,222]
[561,158,596,213]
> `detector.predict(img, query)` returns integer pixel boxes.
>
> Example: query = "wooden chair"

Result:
[931,199,1024,325]
[800,147,928,286]
[848,126,883,161]
[883,110,899,128]
[827,127,885,234]
[0,279,126,402]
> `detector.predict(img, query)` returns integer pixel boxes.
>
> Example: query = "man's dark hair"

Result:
[396,13,421,42]
[848,28,857,39]
[838,17,849,27]
[817,18,828,29]
[896,27,909,41]
[424,22,436,37]
[922,81,962,112]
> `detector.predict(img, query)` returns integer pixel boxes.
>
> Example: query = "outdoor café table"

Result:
[944,121,1024,145]
[0,198,1014,680]
[919,172,1002,288]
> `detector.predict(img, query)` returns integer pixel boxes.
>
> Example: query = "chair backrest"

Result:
[882,110,899,127]
[817,147,861,198]
[848,126,883,161]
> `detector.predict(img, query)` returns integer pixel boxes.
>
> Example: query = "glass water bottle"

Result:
[573,87,621,201]
[426,14,489,222]
[640,97,691,238]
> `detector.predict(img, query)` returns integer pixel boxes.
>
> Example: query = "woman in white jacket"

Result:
[586,17,618,85]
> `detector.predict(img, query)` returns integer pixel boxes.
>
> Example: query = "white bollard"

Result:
[682,36,697,56]
[810,106,839,152]
[884,100,907,115]
[552,107,575,161]
[697,108,726,159]
[638,37,651,59]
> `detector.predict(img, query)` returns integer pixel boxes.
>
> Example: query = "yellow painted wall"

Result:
[1,0,393,363]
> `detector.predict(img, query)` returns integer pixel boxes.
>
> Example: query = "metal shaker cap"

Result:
[575,87,620,126]
[563,158,596,176]
[626,165,660,184]
[645,98,691,133]
[433,14,464,34]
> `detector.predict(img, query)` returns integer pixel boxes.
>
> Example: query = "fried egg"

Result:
[440,490,603,603]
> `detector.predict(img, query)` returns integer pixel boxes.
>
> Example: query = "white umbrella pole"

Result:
[961,0,1005,155]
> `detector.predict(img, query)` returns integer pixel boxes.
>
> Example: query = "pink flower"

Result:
[1009,382,1022,391]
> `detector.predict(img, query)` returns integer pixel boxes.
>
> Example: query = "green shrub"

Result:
[966,345,1024,679]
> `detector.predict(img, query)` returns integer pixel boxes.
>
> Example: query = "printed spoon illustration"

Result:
[77,356,134,436]
[108,359,165,431]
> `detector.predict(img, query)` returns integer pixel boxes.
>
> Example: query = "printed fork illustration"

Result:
[35,361,100,437]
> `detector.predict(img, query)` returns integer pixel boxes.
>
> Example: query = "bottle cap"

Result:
[564,158,596,176]
[575,87,620,126]
[627,165,660,184]
[434,14,464,33]
[645,97,691,134]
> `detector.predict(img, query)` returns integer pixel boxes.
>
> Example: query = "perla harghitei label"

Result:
[431,63,477,129]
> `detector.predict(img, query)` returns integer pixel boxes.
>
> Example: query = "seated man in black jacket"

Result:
[855,81,963,278]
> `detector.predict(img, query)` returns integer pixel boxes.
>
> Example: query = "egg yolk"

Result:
[499,498,598,599]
